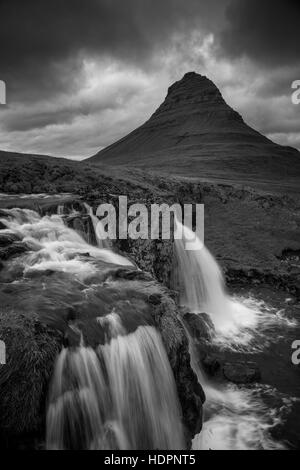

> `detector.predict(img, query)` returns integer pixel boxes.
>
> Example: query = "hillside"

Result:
[0,150,166,196]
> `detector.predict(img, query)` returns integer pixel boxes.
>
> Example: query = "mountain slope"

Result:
[89,72,300,184]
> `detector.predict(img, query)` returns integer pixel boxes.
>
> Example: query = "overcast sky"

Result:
[0,0,299,159]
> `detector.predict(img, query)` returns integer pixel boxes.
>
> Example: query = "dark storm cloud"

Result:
[3,79,142,132]
[0,0,299,156]
[220,0,300,67]
[255,68,299,99]
[218,0,300,127]
[1,0,298,107]
[0,0,225,103]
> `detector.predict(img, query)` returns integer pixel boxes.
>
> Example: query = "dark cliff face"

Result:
[89,72,300,184]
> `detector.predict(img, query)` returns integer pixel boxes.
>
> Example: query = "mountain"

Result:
[89,72,300,185]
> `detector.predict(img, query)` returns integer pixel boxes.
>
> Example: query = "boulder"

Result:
[0,232,20,247]
[202,354,221,376]
[0,242,28,261]
[183,312,215,343]
[223,361,261,384]
[0,311,63,444]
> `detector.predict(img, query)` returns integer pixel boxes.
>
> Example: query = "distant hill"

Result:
[0,150,162,196]
[89,72,300,186]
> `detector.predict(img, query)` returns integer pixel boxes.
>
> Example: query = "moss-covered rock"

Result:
[0,310,63,445]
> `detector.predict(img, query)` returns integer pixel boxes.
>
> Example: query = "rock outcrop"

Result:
[223,362,261,384]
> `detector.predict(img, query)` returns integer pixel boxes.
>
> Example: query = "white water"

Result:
[186,331,287,450]
[47,322,184,450]
[174,219,297,350]
[175,219,267,344]
[83,203,110,250]
[194,385,289,450]
[174,219,291,450]
[0,208,132,280]
[0,192,72,200]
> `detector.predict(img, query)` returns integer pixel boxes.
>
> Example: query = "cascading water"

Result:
[1,207,131,277]
[83,203,110,250]
[47,321,184,450]
[186,326,286,450]
[174,218,290,450]
[0,206,185,450]
[174,219,259,341]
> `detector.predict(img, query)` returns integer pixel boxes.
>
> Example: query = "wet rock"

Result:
[0,242,28,261]
[0,233,20,247]
[172,341,205,441]
[116,238,174,287]
[148,292,163,305]
[151,293,205,444]
[63,324,84,348]
[0,311,63,439]
[114,267,152,281]
[223,361,261,384]
[202,354,221,376]
[26,269,56,278]
[183,312,215,343]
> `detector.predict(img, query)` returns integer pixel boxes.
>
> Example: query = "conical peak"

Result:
[153,71,226,117]
[167,72,222,99]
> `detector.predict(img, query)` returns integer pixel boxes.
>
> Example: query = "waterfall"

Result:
[174,218,258,338]
[55,202,109,249]
[1,208,131,274]
[47,322,184,450]
[0,207,184,450]
[83,203,110,250]
[175,219,287,450]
